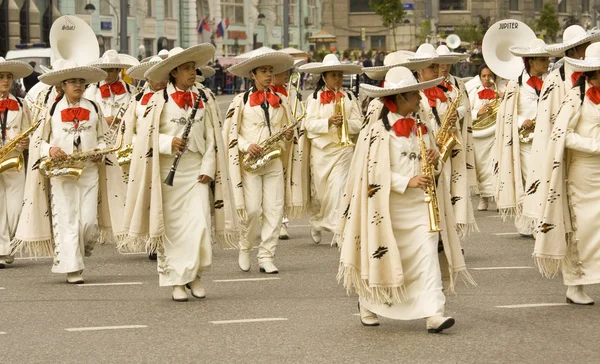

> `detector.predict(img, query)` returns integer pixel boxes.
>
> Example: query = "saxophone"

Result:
[416,118,441,232]
[473,83,500,133]
[241,97,306,172]
[38,122,126,179]
[0,97,46,174]
[435,89,462,162]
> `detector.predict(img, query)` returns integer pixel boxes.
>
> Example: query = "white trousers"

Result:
[516,143,533,235]
[50,166,99,274]
[240,159,284,262]
[0,168,25,256]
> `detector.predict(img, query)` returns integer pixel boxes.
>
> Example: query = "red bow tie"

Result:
[269,85,288,97]
[0,99,19,113]
[572,72,584,86]
[392,117,427,138]
[423,87,447,107]
[171,91,202,109]
[140,92,154,106]
[61,107,90,129]
[441,80,453,91]
[249,90,281,108]
[99,82,127,98]
[586,85,600,104]
[478,88,496,100]
[526,76,544,92]
[320,90,344,104]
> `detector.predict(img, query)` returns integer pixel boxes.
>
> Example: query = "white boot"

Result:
[358,302,379,326]
[566,285,594,305]
[66,271,84,284]
[477,197,489,211]
[426,316,455,333]
[238,251,251,272]
[172,285,188,302]
[310,227,322,244]
[259,260,279,274]
[279,223,290,240]
[188,278,206,299]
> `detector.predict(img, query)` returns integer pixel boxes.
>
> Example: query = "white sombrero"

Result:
[363,51,433,80]
[195,66,215,83]
[127,56,163,81]
[227,51,294,78]
[545,25,600,56]
[436,45,469,62]
[509,38,551,58]
[0,57,34,79]
[412,44,458,65]
[38,59,107,87]
[298,54,362,75]
[140,49,169,63]
[360,66,444,98]
[90,49,140,69]
[145,44,216,82]
[565,42,600,72]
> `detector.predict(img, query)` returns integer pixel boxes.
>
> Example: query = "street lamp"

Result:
[84,0,129,54]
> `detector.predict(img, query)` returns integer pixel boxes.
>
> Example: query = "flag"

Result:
[198,17,210,34]
[216,21,224,38]
[197,20,203,34]
[225,18,230,28]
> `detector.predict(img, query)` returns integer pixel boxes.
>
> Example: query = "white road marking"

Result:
[213,278,280,283]
[15,257,52,260]
[0,332,6,335]
[495,303,570,309]
[471,266,534,271]
[493,232,521,236]
[78,282,143,287]
[288,224,312,228]
[210,318,288,325]
[0,287,5,290]
[120,252,147,255]
[486,215,503,218]
[65,325,147,332]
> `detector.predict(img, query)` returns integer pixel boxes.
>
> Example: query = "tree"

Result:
[455,23,482,44]
[536,4,560,42]
[418,19,431,45]
[369,0,405,51]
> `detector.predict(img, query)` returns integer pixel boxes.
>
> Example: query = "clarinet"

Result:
[163,92,203,186]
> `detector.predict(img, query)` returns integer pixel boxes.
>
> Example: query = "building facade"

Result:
[322,0,597,53]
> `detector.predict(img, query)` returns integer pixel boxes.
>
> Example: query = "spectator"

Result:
[361,55,374,85]
[213,60,224,94]
[22,61,40,92]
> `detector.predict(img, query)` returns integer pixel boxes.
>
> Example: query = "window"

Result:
[349,36,362,50]
[100,0,111,16]
[534,0,543,11]
[582,0,590,12]
[221,0,244,25]
[440,0,467,11]
[371,36,386,50]
[147,0,154,17]
[75,0,87,14]
[164,0,173,18]
[509,0,518,11]
[558,0,567,12]
[349,0,372,13]
[289,0,298,26]
[197,0,210,19]
[144,39,153,57]
[307,0,318,25]
[42,1,52,45]
[20,1,30,44]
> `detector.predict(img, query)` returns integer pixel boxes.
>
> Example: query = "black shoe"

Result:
[148,253,157,261]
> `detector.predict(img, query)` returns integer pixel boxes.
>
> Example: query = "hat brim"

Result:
[91,63,135,70]
[545,32,600,56]
[38,66,108,87]
[509,46,551,58]
[0,61,34,79]
[360,76,444,98]
[127,61,161,80]
[227,52,294,78]
[434,55,461,64]
[145,44,216,81]
[198,66,215,79]
[140,53,168,63]
[363,59,433,80]
[564,56,600,72]
[299,62,362,75]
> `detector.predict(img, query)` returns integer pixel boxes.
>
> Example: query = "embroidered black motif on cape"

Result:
[466,163,474,170]
[145,148,153,158]
[143,105,153,117]
[539,222,555,233]
[368,183,381,198]
[526,180,541,195]
[451,149,460,158]
[451,196,463,205]
[225,108,235,119]
[372,246,388,259]
[229,139,238,148]
[214,200,224,209]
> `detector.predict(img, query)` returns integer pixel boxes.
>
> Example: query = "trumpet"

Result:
[334,89,354,147]
[287,72,303,121]
[518,118,536,143]
[473,82,500,132]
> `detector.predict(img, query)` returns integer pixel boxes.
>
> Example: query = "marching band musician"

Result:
[11,59,126,283]
[414,44,477,238]
[223,52,297,274]
[494,39,550,237]
[85,50,138,126]
[336,67,474,331]
[469,64,500,211]
[523,25,600,230]
[121,45,238,302]
[0,58,33,268]
[298,54,363,245]
[533,43,600,305]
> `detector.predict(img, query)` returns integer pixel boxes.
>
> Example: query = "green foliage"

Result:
[419,19,431,44]
[369,0,405,29]
[535,4,560,42]
[455,23,483,44]
[313,48,329,62]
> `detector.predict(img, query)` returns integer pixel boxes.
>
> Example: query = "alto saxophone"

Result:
[38,121,126,179]
[241,96,307,172]
[416,118,441,232]
[435,89,462,162]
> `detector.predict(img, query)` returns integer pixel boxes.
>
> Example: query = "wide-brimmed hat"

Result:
[90,49,139,69]
[299,54,362,75]
[0,57,33,79]
[38,59,107,87]
[196,66,215,83]
[412,44,458,65]
[545,25,600,56]
[140,49,169,63]
[363,51,433,80]
[565,42,600,72]
[436,45,469,62]
[228,51,294,78]
[145,44,216,81]
[127,56,163,81]
[509,38,551,58]
[360,66,443,98]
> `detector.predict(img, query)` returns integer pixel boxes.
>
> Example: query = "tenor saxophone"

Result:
[416,118,441,232]
[435,90,462,162]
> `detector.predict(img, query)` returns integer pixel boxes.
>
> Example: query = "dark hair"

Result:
[523,58,532,73]
[312,74,327,99]
[574,70,596,88]
[169,73,176,85]
[379,95,397,131]
[29,61,36,67]
[478,63,495,78]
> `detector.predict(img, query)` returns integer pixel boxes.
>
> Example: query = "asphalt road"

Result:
[1,93,599,364]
